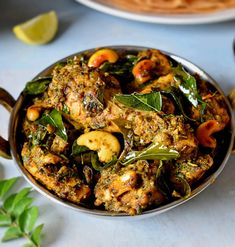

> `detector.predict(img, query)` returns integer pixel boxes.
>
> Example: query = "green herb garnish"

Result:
[23,76,52,95]
[171,174,191,199]
[71,141,89,156]
[91,153,117,171]
[173,64,204,108]
[38,109,67,141]
[0,177,44,247]
[156,161,172,200]
[122,142,179,166]
[115,92,162,112]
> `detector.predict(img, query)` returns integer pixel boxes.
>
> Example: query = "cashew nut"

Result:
[88,48,119,68]
[132,59,154,84]
[77,131,121,163]
[26,105,41,121]
[196,120,221,148]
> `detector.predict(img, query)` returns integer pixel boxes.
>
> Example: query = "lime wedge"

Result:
[13,11,58,45]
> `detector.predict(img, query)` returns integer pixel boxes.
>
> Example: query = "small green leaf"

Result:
[172,64,205,108]
[122,142,179,166]
[1,226,22,242]
[156,161,171,200]
[12,188,31,210]
[72,141,89,156]
[31,224,44,246]
[13,197,34,218]
[23,76,52,95]
[115,92,162,112]
[91,153,117,171]
[38,109,68,141]
[0,177,18,199]
[0,214,11,226]
[162,89,195,121]
[3,193,17,212]
[19,206,38,233]
[171,175,191,199]
[112,119,133,160]
[23,243,34,247]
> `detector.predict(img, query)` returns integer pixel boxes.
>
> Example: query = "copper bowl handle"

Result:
[0,88,16,159]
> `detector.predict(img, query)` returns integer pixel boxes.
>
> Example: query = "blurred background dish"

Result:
[75,0,235,24]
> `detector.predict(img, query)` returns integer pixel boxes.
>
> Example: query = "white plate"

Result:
[76,0,235,24]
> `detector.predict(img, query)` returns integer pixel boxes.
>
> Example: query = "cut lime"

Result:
[13,11,58,45]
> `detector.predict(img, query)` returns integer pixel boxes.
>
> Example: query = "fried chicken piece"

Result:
[170,153,213,185]
[21,143,90,203]
[36,58,121,130]
[94,161,165,215]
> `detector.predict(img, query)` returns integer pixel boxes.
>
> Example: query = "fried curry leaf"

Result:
[72,141,89,156]
[91,153,117,171]
[111,119,133,160]
[100,54,138,76]
[156,161,172,200]
[171,174,191,199]
[38,109,68,141]
[122,142,179,166]
[23,76,52,95]
[115,92,162,112]
[162,88,195,121]
[173,64,202,108]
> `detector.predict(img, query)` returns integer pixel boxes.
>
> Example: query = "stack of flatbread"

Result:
[97,0,235,14]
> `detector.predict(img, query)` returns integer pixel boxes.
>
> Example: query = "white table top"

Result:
[1,1,235,246]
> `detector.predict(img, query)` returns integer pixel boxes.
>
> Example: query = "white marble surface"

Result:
[0,0,235,246]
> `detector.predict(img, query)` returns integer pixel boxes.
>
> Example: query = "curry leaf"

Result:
[30,224,44,246]
[38,109,68,141]
[13,197,34,218]
[0,214,11,226]
[23,243,34,247]
[111,119,133,160]
[100,54,138,77]
[173,64,200,108]
[115,92,162,112]
[3,193,17,212]
[0,177,18,199]
[122,142,179,166]
[91,153,117,171]
[23,76,52,95]
[162,89,195,121]
[18,206,38,233]
[1,226,22,242]
[171,174,191,199]
[156,161,172,200]
[72,141,89,156]
[11,188,31,211]
[0,177,44,246]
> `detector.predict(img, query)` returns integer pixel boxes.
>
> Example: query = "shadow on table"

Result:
[36,201,65,246]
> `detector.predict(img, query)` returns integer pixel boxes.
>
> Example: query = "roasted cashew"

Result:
[132,59,154,84]
[88,48,119,68]
[196,120,221,148]
[77,130,121,163]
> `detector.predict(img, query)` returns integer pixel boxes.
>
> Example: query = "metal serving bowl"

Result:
[0,46,234,218]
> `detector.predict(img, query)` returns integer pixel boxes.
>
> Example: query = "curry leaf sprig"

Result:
[0,177,43,247]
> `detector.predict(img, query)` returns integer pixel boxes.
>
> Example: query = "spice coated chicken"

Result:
[20,48,230,215]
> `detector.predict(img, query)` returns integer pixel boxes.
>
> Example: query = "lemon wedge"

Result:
[13,11,58,45]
